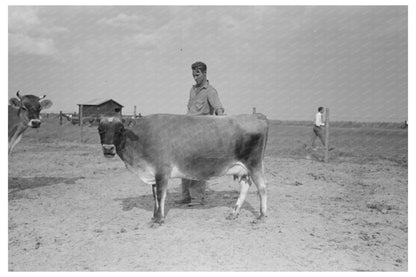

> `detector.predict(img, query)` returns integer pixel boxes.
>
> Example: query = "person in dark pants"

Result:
[311,107,326,150]
[175,61,224,206]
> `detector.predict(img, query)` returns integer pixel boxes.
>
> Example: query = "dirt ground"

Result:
[8,139,407,271]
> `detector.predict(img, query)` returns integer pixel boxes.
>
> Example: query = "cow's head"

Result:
[98,116,126,158]
[9,91,53,128]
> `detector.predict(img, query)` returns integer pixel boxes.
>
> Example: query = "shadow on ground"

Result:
[114,189,258,218]
[8,176,85,200]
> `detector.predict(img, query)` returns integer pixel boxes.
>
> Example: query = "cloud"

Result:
[122,33,159,51]
[220,15,240,31]
[96,10,173,33]
[38,25,68,36]
[8,6,65,57]
[9,33,57,56]
[8,6,41,32]
[97,13,140,29]
[95,12,176,52]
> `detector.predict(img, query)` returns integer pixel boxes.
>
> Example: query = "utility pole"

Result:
[324,108,330,163]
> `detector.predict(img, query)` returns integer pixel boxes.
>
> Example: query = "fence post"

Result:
[80,104,84,143]
[324,108,330,163]
[59,111,63,125]
[134,105,137,119]
[253,107,256,114]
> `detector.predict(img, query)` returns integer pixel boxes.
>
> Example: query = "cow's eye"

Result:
[21,106,28,111]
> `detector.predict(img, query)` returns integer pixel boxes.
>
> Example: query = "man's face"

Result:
[192,69,206,86]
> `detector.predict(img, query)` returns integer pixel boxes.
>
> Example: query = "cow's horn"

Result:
[16,90,21,99]
[39,95,46,100]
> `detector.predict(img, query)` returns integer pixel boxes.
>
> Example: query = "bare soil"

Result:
[8,138,407,271]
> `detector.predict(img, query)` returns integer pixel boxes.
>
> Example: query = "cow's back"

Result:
[130,114,241,157]
[133,113,268,138]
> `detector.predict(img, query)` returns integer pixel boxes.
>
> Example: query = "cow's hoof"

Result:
[251,215,267,224]
[149,220,164,228]
[226,213,239,220]
[150,222,162,228]
[154,218,164,224]
[187,201,204,207]
[149,216,164,227]
[174,198,192,205]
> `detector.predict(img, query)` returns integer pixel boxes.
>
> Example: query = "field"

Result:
[8,116,408,271]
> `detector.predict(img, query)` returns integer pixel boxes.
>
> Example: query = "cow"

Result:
[98,113,269,225]
[8,91,53,153]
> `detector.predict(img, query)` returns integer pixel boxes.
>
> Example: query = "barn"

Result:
[77,99,124,118]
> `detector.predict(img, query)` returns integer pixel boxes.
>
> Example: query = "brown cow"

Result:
[8,91,53,153]
[98,113,269,225]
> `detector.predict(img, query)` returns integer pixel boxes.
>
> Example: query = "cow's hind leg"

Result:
[152,174,168,225]
[226,177,250,220]
[251,170,267,221]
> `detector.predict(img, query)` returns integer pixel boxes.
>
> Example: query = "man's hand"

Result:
[215,108,225,116]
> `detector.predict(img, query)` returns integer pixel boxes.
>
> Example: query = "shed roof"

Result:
[77,98,124,107]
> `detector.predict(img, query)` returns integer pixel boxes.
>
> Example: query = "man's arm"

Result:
[186,89,193,114]
[215,108,224,115]
[207,88,224,115]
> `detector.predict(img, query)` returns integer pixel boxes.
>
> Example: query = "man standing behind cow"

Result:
[175,61,225,206]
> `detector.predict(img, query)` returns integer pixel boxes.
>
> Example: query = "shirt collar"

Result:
[193,80,209,90]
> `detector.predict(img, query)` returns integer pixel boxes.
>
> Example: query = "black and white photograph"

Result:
[6,3,409,272]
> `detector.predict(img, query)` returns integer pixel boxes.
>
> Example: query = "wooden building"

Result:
[77,99,124,118]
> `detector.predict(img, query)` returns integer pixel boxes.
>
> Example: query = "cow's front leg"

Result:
[227,177,250,220]
[152,174,168,225]
[151,184,159,222]
[8,124,26,154]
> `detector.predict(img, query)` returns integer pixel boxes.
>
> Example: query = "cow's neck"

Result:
[115,135,126,159]
[120,142,147,172]
[116,129,145,169]
[116,132,134,165]
[9,122,28,139]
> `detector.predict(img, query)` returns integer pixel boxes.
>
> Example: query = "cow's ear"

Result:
[9,98,21,109]
[40,99,53,109]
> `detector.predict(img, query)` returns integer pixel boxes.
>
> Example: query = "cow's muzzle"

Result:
[28,119,41,128]
[102,144,116,158]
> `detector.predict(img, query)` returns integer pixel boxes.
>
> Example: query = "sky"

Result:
[8,5,408,122]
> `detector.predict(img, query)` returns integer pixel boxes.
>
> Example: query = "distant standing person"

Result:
[175,61,225,206]
[311,107,326,150]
